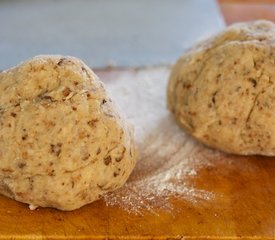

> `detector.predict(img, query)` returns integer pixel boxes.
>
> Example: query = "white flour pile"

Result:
[100,67,215,214]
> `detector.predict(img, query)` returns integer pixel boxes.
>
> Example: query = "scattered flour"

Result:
[99,67,214,214]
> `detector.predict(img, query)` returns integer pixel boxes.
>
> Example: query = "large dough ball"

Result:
[0,55,136,210]
[168,20,275,155]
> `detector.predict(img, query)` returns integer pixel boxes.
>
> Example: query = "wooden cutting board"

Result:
[1,66,275,239]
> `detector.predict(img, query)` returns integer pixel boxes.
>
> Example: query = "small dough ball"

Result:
[168,20,275,155]
[0,55,136,210]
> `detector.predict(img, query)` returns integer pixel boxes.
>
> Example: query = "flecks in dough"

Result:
[168,20,275,155]
[0,55,136,210]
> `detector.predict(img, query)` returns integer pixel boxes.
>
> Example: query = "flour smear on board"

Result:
[101,67,215,214]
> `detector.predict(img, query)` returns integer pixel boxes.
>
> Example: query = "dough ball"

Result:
[0,55,136,210]
[167,20,275,155]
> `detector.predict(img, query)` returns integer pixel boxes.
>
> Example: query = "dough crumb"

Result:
[29,204,38,210]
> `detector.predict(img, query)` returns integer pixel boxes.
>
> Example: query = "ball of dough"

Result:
[0,55,136,210]
[167,20,275,155]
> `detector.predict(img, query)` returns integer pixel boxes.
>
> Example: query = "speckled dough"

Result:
[168,20,275,155]
[0,55,136,210]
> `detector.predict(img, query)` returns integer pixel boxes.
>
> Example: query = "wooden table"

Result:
[2,65,275,239]
[219,0,275,24]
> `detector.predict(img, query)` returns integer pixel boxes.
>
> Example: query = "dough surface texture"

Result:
[0,55,136,210]
[168,20,275,155]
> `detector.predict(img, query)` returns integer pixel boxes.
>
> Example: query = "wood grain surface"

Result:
[219,0,275,24]
[1,66,275,239]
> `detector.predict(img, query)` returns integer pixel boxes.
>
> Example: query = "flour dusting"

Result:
[99,67,214,214]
